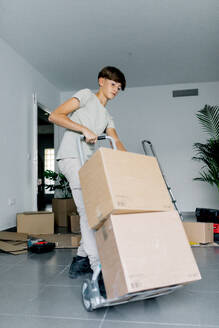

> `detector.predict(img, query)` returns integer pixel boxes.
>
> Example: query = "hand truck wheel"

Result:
[81,279,93,312]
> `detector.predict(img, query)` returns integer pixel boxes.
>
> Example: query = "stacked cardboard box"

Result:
[79,147,201,299]
[79,148,174,229]
[96,212,201,299]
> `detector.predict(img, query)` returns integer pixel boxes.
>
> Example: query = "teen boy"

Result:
[49,66,126,278]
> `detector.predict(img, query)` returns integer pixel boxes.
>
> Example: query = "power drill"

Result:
[27,238,55,253]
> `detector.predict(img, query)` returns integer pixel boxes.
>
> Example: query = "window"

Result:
[44,148,55,194]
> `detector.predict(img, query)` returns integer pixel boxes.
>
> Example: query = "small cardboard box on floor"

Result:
[17,212,54,234]
[79,148,174,229]
[183,222,213,244]
[52,198,77,227]
[95,211,201,300]
[68,212,80,233]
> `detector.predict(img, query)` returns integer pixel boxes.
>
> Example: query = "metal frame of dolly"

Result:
[77,135,183,312]
[142,140,183,221]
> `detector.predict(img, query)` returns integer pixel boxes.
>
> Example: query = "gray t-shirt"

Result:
[56,89,115,160]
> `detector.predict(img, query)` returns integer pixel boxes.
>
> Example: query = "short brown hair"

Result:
[98,66,126,90]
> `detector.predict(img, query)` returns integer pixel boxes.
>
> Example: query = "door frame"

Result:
[32,93,51,211]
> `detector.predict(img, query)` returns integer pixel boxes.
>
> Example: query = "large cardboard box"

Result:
[183,222,213,244]
[17,212,54,234]
[52,198,77,227]
[79,148,174,229]
[96,211,201,299]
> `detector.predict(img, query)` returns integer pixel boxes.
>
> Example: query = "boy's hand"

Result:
[82,127,98,144]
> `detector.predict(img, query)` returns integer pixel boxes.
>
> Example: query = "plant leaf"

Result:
[196,104,219,139]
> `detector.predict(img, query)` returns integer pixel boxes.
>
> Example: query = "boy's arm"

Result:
[106,128,126,151]
[49,98,97,143]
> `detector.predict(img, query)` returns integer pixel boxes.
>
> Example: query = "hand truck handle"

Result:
[141,139,184,221]
[77,134,117,166]
[141,140,155,156]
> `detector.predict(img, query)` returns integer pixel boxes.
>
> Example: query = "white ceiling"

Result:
[0,0,219,91]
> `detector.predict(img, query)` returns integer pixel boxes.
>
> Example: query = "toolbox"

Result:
[196,208,219,224]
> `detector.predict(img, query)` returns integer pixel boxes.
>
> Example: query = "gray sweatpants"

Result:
[58,158,99,271]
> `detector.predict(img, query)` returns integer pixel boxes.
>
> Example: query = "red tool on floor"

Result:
[27,238,55,253]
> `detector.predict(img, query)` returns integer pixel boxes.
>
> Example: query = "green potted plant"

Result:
[44,170,77,227]
[192,104,219,192]
[44,170,72,198]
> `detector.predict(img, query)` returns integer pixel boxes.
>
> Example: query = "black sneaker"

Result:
[69,256,92,279]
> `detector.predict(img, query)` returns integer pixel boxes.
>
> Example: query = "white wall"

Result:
[0,37,60,230]
[61,83,219,212]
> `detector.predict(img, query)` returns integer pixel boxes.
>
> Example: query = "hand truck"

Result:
[77,134,183,312]
[141,140,183,221]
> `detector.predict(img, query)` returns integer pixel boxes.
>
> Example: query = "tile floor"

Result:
[0,245,219,328]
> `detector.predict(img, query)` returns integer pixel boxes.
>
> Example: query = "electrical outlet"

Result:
[8,198,16,206]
